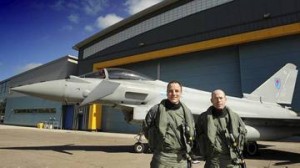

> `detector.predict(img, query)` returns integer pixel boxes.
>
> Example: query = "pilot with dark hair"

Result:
[143,80,195,168]
[195,89,247,168]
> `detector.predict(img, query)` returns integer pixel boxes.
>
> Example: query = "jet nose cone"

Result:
[12,80,66,101]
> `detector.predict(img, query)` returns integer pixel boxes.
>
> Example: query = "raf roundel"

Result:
[275,78,281,90]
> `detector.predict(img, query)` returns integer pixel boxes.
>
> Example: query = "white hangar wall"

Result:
[3,56,78,127]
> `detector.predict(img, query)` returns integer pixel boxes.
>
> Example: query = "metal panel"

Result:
[159,47,241,97]
[4,96,62,127]
[62,105,74,130]
[2,56,78,128]
[122,61,159,79]
[9,56,77,87]
[121,47,241,97]
[82,0,233,58]
[79,0,300,64]
[101,106,140,133]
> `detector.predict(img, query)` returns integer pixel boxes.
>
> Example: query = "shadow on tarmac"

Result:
[0,144,141,155]
[1,143,300,166]
[246,144,300,166]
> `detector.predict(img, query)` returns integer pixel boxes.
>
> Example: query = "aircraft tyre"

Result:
[134,142,145,153]
[245,141,258,156]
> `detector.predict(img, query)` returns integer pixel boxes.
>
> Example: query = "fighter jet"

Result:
[11,63,300,155]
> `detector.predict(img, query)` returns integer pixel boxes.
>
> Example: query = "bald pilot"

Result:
[195,89,247,168]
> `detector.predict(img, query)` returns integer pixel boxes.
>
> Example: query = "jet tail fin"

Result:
[244,63,298,104]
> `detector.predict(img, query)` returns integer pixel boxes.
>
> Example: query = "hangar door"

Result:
[239,35,300,112]
[159,47,241,97]
[100,46,241,133]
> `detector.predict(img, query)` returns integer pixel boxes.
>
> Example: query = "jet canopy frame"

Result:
[81,68,154,81]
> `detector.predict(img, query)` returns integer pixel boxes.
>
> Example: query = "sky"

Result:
[0,0,163,81]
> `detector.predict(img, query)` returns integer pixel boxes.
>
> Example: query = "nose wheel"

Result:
[133,131,151,153]
[134,142,145,153]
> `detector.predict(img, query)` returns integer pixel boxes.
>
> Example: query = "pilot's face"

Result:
[211,90,227,110]
[167,83,182,104]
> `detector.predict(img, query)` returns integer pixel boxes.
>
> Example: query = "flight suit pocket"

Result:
[148,126,159,150]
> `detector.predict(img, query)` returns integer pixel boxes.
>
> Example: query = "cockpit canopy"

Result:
[81,68,153,80]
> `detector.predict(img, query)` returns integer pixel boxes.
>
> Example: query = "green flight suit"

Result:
[196,106,247,168]
[143,99,195,168]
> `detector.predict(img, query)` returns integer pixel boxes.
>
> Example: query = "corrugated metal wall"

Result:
[159,47,241,97]
[4,96,62,126]
[77,0,300,133]
[101,106,140,133]
[4,56,78,127]
[100,46,241,133]
[100,35,300,133]
[240,35,300,111]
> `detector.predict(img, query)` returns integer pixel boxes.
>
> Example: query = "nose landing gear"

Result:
[134,132,145,153]
[133,132,151,153]
[134,142,145,153]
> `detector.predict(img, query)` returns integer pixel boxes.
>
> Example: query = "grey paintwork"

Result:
[11,64,300,141]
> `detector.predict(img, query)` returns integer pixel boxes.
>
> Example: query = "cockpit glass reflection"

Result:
[81,69,106,79]
[107,68,153,80]
[81,68,153,80]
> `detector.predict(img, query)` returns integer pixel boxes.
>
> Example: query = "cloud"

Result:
[125,0,163,15]
[82,0,108,15]
[66,1,80,10]
[96,14,123,29]
[68,14,79,24]
[61,25,73,31]
[84,25,94,32]
[51,0,65,11]
[51,0,107,15]
[52,0,108,32]
[83,0,162,33]
[18,63,43,73]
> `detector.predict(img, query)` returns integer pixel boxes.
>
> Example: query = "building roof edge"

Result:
[72,0,178,50]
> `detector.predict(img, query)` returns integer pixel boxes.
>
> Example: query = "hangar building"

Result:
[0,55,78,128]
[72,0,300,133]
[2,0,300,134]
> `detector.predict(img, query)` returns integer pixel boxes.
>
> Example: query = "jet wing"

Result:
[81,80,120,105]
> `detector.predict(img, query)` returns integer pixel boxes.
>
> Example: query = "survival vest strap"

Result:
[148,99,195,151]
[224,108,247,167]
